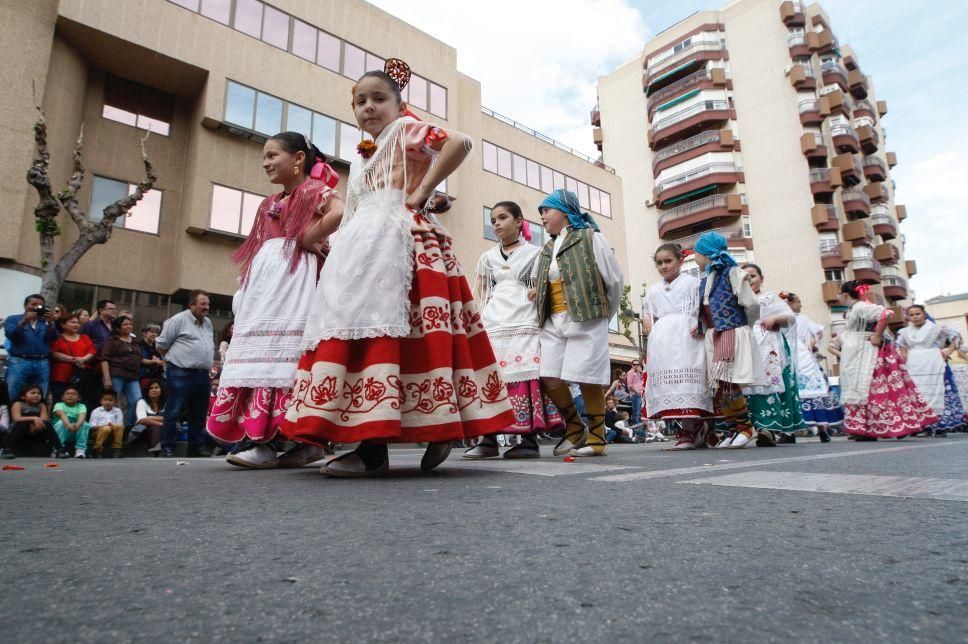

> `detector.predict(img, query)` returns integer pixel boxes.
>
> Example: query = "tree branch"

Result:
[26,105,62,271]
[58,124,91,231]
[96,130,157,234]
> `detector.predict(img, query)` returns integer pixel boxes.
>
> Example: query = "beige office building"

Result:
[1,0,636,362]
[594,0,916,336]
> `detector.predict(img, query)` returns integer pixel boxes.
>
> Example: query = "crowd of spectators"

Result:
[0,290,217,460]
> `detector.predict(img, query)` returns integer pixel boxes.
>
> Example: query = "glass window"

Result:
[540,166,554,192]
[261,4,289,49]
[343,43,365,81]
[103,105,137,127]
[170,0,199,9]
[365,52,385,72]
[224,82,255,128]
[338,122,360,161]
[90,176,128,224]
[482,141,497,173]
[742,214,752,237]
[526,160,541,189]
[241,192,262,235]
[512,154,527,184]
[577,182,589,209]
[291,20,316,61]
[317,31,341,72]
[136,114,170,136]
[589,187,601,213]
[429,83,446,118]
[600,191,611,217]
[285,103,312,137]
[408,74,427,111]
[497,148,512,179]
[483,206,498,242]
[199,0,230,24]
[233,0,263,38]
[103,75,174,136]
[565,176,578,195]
[527,220,544,247]
[210,185,242,233]
[553,171,565,191]
[254,92,282,134]
[312,113,337,157]
[124,186,162,234]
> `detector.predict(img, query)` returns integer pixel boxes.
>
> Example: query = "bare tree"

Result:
[26,102,157,303]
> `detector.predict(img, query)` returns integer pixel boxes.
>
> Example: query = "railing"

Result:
[850,258,882,272]
[798,99,821,113]
[842,188,871,206]
[882,275,907,288]
[671,225,748,250]
[862,155,887,170]
[652,100,729,133]
[653,129,723,165]
[790,1,804,12]
[649,69,722,106]
[788,33,807,47]
[657,193,747,227]
[820,243,842,257]
[870,203,890,217]
[810,131,825,145]
[809,168,833,182]
[831,124,859,140]
[481,106,615,172]
[647,40,725,77]
[871,213,895,227]
[655,162,741,193]
[854,99,875,115]
[798,66,816,78]
[820,60,848,79]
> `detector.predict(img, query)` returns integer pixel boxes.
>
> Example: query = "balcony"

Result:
[820,241,853,268]
[644,40,728,91]
[652,128,737,174]
[843,52,858,71]
[856,124,879,154]
[843,220,874,244]
[831,123,860,153]
[877,100,888,117]
[799,98,829,126]
[841,189,871,219]
[862,155,887,182]
[821,60,849,91]
[906,259,917,276]
[812,203,840,231]
[886,151,897,168]
[801,132,828,161]
[670,225,753,252]
[850,258,882,284]
[874,242,900,265]
[654,161,744,205]
[817,29,838,54]
[647,68,729,116]
[789,64,816,90]
[810,167,842,196]
[823,89,852,116]
[657,193,747,237]
[853,99,876,121]
[649,100,732,149]
[871,210,897,240]
[895,204,907,221]
[592,127,602,151]
[822,280,842,304]
[832,153,862,187]
[780,1,806,26]
[590,107,600,127]
[864,182,888,203]
[848,69,869,99]
[787,32,819,58]
[882,275,908,301]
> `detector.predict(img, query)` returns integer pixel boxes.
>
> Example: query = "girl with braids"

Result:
[642,242,712,450]
[462,201,564,459]
[837,281,936,440]
[207,131,344,469]
[284,60,513,477]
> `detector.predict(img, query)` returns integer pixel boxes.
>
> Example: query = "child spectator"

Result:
[89,389,125,458]
[52,386,90,458]
[3,384,68,459]
[129,379,165,455]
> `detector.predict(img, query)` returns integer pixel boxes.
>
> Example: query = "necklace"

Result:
[501,241,520,251]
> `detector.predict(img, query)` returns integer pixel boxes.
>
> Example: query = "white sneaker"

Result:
[277,444,327,468]
[75,451,87,459]
[716,434,735,449]
[226,444,278,469]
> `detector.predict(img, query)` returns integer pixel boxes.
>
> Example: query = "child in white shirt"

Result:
[90,390,125,458]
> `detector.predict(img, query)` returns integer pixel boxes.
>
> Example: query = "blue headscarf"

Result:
[538,189,599,232]
[693,231,737,273]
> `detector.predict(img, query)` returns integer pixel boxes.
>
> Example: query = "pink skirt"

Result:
[207,386,291,443]
[502,380,565,435]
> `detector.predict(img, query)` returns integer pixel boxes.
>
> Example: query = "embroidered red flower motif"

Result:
[432,377,454,402]
[310,376,338,405]
[357,140,377,159]
[457,376,478,400]
[423,306,447,329]
[363,377,386,401]
[481,371,504,402]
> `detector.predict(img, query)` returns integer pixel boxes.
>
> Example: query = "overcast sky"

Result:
[368,0,966,301]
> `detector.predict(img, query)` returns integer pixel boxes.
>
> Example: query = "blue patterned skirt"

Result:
[928,365,967,431]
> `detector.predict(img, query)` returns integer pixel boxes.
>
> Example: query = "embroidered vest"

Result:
[534,228,609,325]
[699,268,746,331]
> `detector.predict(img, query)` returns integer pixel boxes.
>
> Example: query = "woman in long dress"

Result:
[207,132,343,469]
[462,202,563,459]
[838,281,936,439]
[283,63,514,477]
[642,243,712,450]
[896,305,965,436]
[740,264,804,445]
[785,293,841,441]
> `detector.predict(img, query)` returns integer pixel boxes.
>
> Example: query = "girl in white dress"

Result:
[642,243,712,450]
[463,202,564,459]
[784,293,841,441]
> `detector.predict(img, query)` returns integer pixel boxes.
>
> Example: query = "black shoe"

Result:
[854,435,877,442]
[818,428,831,443]
[160,448,176,458]
[187,446,213,458]
[90,449,102,459]
[776,433,796,444]
[113,449,124,458]
[935,430,947,438]
[0,449,15,460]
[55,450,71,459]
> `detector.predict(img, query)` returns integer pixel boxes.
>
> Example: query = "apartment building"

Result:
[594,0,915,334]
[0,0,636,362]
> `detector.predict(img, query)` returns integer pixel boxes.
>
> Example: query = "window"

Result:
[339,122,361,161]
[430,83,447,118]
[285,104,312,137]
[169,0,198,9]
[482,141,497,173]
[589,187,601,213]
[576,181,589,209]
[343,43,365,81]
[210,185,264,236]
[102,75,174,136]
[526,160,541,189]
[825,269,844,282]
[254,92,283,134]
[483,206,498,242]
[365,52,385,72]
[512,154,527,183]
[527,220,545,247]
[312,113,336,157]
[261,5,289,50]
[199,0,230,24]
[291,20,316,61]
[408,74,428,111]
[600,192,611,217]
[317,31,341,72]
[540,166,554,192]
[224,82,255,129]
[565,176,578,195]
[553,171,565,191]
[233,0,263,38]
[90,176,161,234]
[497,148,512,179]
[742,214,752,237]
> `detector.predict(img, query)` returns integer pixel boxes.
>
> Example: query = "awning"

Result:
[662,184,717,206]
[645,62,695,94]
[655,89,700,112]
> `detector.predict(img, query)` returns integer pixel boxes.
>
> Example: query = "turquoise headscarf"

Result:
[538,189,599,232]
[694,231,737,273]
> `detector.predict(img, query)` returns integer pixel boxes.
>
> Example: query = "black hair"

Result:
[187,289,209,305]
[111,315,132,336]
[492,201,524,219]
[18,384,43,400]
[356,70,403,103]
[907,304,926,313]
[142,378,167,409]
[268,132,327,177]
[653,242,684,262]
[741,262,763,278]
[61,386,80,398]
[96,299,114,312]
[840,280,864,299]
[100,389,118,401]
[24,293,44,306]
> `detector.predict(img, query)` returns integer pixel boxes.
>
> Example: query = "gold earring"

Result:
[293,165,300,175]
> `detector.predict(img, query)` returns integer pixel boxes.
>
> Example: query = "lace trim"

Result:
[302,325,411,350]
[217,377,300,389]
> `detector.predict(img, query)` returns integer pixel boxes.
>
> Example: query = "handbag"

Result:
[63,339,94,387]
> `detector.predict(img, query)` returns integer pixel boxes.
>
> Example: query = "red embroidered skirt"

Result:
[282,225,515,444]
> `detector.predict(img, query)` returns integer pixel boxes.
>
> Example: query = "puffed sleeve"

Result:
[404,122,448,159]
[729,267,760,325]
[592,232,625,316]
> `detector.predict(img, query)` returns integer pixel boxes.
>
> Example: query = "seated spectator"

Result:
[49,313,98,403]
[3,294,59,399]
[606,411,637,444]
[52,386,89,459]
[604,397,619,433]
[129,379,165,455]
[139,322,166,390]
[2,384,68,459]
[0,388,10,455]
[100,316,142,427]
[605,368,631,410]
[89,389,124,459]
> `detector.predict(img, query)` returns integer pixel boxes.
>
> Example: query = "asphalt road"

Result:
[2,435,966,643]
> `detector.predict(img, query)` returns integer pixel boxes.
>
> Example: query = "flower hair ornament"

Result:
[855,283,871,299]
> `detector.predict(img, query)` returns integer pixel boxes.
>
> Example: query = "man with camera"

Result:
[4,294,59,399]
